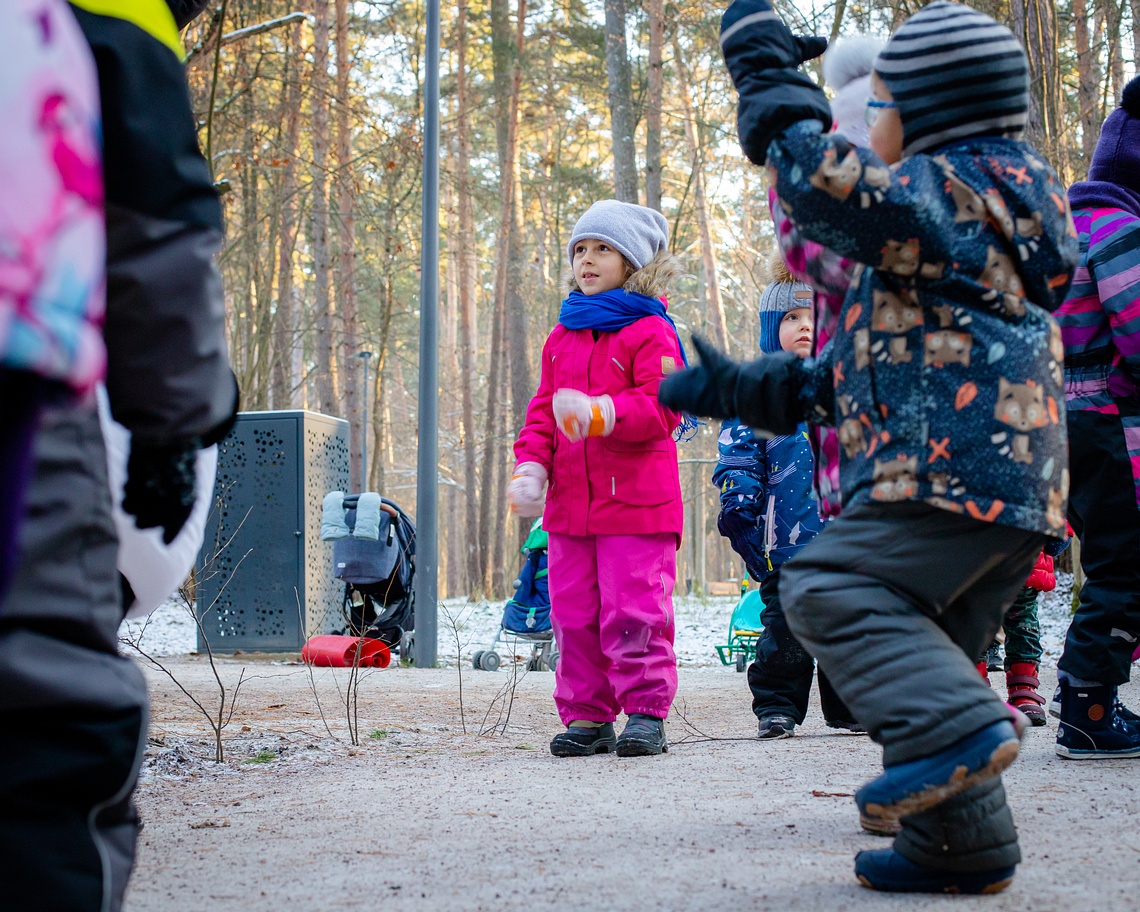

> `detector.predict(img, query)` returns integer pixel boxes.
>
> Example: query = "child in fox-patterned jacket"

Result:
[713,255,859,737]
[660,1,1078,894]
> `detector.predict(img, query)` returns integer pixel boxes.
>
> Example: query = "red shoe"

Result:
[976,661,990,685]
[1006,662,1047,726]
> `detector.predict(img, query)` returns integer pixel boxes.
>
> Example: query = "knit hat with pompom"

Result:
[1088,75,1140,195]
[758,251,813,354]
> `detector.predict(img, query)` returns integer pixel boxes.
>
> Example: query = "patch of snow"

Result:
[119,575,1078,670]
[119,598,198,657]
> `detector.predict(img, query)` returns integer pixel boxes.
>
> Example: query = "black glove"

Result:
[122,441,199,544]
[659,334,740,419]
[659,334,806,435]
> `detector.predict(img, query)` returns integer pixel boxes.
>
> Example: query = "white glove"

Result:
[552,389,615,443]
[508,462,547,516]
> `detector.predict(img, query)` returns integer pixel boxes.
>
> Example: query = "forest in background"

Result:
[182,0,1136,598]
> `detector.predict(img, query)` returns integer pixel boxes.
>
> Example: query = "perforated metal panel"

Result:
[196,410,350,652]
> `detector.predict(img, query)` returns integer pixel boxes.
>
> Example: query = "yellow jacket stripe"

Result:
[69,0,182,58]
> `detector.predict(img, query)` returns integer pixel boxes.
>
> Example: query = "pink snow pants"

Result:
[547,531,678,725]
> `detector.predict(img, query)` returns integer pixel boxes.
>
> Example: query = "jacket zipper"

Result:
[764,493,776,571]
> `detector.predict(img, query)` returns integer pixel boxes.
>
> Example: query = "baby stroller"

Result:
[473,518,557,672]
[325,493,416,661]
[715,574,765,672]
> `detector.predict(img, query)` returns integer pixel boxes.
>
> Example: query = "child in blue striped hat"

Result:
[660,0,1080,894]
[713,253,861,739]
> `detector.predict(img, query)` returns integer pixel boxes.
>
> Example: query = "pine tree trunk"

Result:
[272,18,303,409]
[478,289,506,594]
[1012,0,1065,178]
[456,0,482,595]
[604,0,639,203]
[1074,0,1099,166]
[645,0,664,212]
[672,35,729,353]
[311,0,336,413]
[335,0,362,486]
[491,0,532,553]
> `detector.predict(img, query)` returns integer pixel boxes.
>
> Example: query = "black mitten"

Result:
[720,0,832,164]
[733,349,806,435]
[658,335,741,419]
[122,441,199,544]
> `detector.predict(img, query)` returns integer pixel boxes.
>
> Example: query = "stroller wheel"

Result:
[735,653,747,673]
[473,650,485,670]
[481,650,502,672]
[400,631,415,665]
[547,651,559,673]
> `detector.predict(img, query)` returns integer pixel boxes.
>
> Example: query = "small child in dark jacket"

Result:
[661,0,1078,894]
[713,257,860,738]
[975,539,1071,726]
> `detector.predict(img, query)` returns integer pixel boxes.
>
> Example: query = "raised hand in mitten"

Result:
[507,462,548,517]
[659,334,807,435]
[552,389,615,443]
[121,442,198,544]
[657,334,741,420]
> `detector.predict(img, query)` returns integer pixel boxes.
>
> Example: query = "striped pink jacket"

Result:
[1056,207,1140,412]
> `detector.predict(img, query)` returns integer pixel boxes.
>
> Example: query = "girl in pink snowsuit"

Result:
[508,199,686,758]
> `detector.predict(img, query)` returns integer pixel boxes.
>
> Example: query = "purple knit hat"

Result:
[1089,76,1140,191]
[1070,75,1140,215]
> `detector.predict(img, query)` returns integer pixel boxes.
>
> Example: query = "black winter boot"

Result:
[549,723,616,757]
[616,714,667,757]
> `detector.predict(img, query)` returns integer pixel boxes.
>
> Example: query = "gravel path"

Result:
[122,573,1140,912]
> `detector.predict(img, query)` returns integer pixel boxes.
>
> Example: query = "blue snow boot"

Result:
[549,723,616,757]
[1050,683,1140,722]
[855,720,1019,824]
[616,714,667,757]
[855,848,1015,894]
[1055,682,1140,759]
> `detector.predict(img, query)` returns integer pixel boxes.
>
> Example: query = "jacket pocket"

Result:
[600,438,675,506]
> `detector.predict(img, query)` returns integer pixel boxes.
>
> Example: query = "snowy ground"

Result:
[119,572,1078,668]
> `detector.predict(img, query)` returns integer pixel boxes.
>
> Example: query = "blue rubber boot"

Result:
[1055,682,1140,759]
[855,848,1015,894]
[855,720,1019,824]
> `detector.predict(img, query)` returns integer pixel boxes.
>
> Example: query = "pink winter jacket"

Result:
[513,317,684,540]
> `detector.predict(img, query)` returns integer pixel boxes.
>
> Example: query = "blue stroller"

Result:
[473,519,557,671]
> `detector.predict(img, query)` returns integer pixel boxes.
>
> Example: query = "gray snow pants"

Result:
[780,501,1044,870]
[0,402,148,912]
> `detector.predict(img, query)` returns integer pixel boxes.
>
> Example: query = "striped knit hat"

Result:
[874,2,1029,158]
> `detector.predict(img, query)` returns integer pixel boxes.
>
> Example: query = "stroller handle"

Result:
[340,493,399,518]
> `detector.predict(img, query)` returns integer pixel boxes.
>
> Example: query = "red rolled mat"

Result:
[302,635,391,668]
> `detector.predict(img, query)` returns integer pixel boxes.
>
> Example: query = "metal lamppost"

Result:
[413,0,440,668]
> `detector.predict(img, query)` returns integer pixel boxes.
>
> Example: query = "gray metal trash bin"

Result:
[195,410,349,652]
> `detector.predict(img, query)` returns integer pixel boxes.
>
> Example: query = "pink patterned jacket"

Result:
[0,0,105,393]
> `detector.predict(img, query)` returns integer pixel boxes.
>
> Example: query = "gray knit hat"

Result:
[875,2,1029,158]
[567,200,669,271]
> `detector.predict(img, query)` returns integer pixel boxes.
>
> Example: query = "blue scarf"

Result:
[558,289,699,440]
